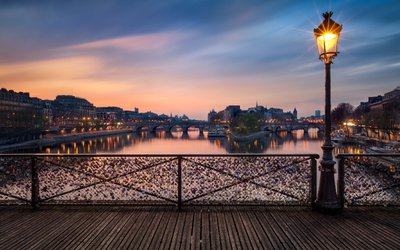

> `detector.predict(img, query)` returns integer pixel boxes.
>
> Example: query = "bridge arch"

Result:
[168,124,184,133]
[133,125,150,133]
[262,126,273,132]
[274,126,283,133]
[150,125,167,133]
[186,125,206,134]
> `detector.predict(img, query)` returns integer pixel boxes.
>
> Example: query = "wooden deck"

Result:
[0,206,399,250]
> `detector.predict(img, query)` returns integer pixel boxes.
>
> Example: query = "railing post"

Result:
[338,156,345,209]
[177,156,182,211]
[311,157,317,210]
[31,156,39,210]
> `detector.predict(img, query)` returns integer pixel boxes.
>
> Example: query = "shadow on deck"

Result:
[0,206,399,249]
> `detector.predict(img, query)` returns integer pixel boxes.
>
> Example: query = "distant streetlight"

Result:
[314,11,343,213]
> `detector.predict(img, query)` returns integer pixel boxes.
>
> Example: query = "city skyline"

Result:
[1,0,399,119]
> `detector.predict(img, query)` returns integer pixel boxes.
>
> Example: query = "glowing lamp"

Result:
[314,12,342,63]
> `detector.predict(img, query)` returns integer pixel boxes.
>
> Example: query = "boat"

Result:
[331,129,347,145]
[332,134,346,144]
[208,129,226,137]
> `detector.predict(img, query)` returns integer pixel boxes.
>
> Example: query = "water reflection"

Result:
[18,128,364,155]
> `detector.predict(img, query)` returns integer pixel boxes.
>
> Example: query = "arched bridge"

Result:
[260,122,324,133]
[127,121,322,134]
[128,121,213,133]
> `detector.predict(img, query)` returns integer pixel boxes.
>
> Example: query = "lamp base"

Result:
[314,200,342,214]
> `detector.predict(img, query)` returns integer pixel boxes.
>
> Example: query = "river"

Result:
[13,128,364,155]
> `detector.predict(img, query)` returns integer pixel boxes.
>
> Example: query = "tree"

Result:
[234,113,259,136]
[331,103,354,125]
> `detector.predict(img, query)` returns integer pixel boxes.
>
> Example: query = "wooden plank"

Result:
[331,214,384,249]
[342,211,400,249]
[43,209,102,250]
[96,211,137,249]
[294,211,340,250]
[169,210,187,250]
[254,210,288,250]
[138,210,166,250]
[85,211,128,250]
[274,210,315,250]
[312,210,383,250]
[223,208,241,250]
[148,209,173,250]
[246,210,274,249]
[117,208,155,249]
[217,210,232,250]
[303,211,351,250]
[238,210,265,250]
[231,209,253,249]
[0,206,399,250]
[289,210,336,250]
[201,209,211,250]
[21,211,85,250]
[0,210,52,237]
[190,210,202,250]
[0,210,20,224]
[159,211,179,250]
[105,208,146,250]
[269,210,308,250]
[59,210,109,250]
[0,210,60,247]
[181,211,194,250]
[209,209,222,250]
[367,209,400,230]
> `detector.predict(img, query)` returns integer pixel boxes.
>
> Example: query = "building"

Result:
[0,88,43,144]
[53,95,96,127]
[208,109,217,122]
[223,105,241,122]
[141,111,159,120]
[356,87,399,112]
[96,107,124,125]
[315,110,321,118]
[159,114,170,120]
[384,86,400,100]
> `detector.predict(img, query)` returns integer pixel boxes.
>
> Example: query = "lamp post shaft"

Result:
[325,62,332,145]
[316,61,341,213]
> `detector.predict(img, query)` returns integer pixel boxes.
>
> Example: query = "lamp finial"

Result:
[322,11,333,20]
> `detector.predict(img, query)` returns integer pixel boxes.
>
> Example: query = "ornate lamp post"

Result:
[314,11,343,213]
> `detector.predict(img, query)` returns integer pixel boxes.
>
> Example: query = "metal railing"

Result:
[0,154,318,209]
[338,154,400,207]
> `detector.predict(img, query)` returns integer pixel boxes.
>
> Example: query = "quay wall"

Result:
[0,129,132,152]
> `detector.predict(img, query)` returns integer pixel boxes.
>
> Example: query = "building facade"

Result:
[0,88,43,144]
[53,95,96,127]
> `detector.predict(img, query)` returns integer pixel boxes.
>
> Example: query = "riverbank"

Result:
[230,131,267,142]
[0,129,133,152]
[347,134,400,146]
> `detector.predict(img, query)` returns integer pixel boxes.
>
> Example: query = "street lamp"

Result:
[314,11,343,213]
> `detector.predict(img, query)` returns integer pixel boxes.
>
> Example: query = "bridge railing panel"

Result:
[338,154,400,206]
[0,154,318,207]
[0,156,32,204]
[181,155,316,205]
[35,156,178,205]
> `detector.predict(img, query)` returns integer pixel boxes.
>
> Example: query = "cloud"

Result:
[0,56,102,82]
[0,0,399,119]
[66,31,193,52]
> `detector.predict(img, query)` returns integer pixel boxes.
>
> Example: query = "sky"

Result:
[0,0,399,119]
